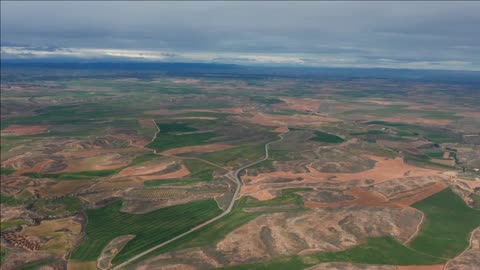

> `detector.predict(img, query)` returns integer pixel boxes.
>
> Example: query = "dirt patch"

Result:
[114,162,174,178]
[138,164,190,180]
[57,148,145,158]
[272,126,289,133]
[430,158,455,166]
[67,261,97,270]
[397,266,444,270]
[1,125,49,136]
[96,164,190,189]
[39,180,91,197]
[235,112,339,128]
[172,116,218,120]
[12,160,54,176]
[97,235,135,270]
[278,97,319,112]
[138,119,156,128]
[161,144,234,155]
[247,189,275,201]
[242,156,442,200]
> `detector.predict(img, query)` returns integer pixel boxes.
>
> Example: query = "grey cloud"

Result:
[1,1,479,70]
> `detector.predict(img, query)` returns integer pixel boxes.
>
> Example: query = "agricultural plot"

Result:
[409,188,480,258]
[146,121,219,152]
[70,199,222,264]
[200,144,266,167]
[22,169,122,180]
[309,130,345,143]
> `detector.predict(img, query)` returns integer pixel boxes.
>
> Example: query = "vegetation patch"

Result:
[32,197,82,216]
[0,168,15,175]
[147,121,217,152]
[409,188,480,258]
[22,169,121,180]
[0,248,6,265]
[200,144,265,166]
[310,131,345,143]
[70,199,221,264]
[1,219,26,231]
[0,194,25,206]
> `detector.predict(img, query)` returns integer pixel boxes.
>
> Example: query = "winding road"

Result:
[111,130,288,270]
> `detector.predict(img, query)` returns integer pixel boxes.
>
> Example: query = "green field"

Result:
[0,248,6,265]
[158,122,197,133]
[310,130,345,143]
[343,106,461,121]
[32,197,83,216]
[146,121,217,152]
[200,144,265,166]
[0,194,24,206]
[0,219,26,231]
[409,188,480,258]
[70,199,222,264]
[22,169,121,180]
[0,168,15,175]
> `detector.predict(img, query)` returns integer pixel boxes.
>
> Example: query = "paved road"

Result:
[111,131,287,270]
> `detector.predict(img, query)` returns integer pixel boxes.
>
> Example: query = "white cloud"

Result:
[1,46,478,71]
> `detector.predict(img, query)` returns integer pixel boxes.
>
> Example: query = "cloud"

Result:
[1,2,479,70]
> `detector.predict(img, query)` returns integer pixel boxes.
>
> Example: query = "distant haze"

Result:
[1,1,479,70]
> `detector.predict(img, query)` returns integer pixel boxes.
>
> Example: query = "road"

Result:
[111,131,287,270]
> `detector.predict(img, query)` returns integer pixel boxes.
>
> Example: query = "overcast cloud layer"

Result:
[1,1,480,70]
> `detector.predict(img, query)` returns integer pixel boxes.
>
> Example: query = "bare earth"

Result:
[160,144,234,155]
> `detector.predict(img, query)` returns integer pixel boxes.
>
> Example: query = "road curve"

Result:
[111,131,288,270]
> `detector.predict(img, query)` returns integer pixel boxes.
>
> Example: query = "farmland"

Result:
[70,199,221,264]
[1,64,479,270]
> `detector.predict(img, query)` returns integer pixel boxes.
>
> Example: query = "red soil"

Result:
[304,182,446,209]
[114,162,173,178]
[12,160,53,176]
[57,148,143,158]
[1,125,49,136]
[160,144,233,155]
[241,156,442,200]
[138,119,156,128]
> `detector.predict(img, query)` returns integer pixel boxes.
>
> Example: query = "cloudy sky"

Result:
[1,1,479,70]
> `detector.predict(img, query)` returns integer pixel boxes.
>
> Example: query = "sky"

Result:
[1,1,480,70]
